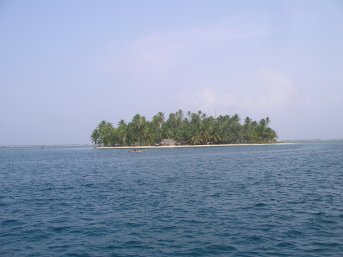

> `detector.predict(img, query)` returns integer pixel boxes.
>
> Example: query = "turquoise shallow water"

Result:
[0,143,343,256]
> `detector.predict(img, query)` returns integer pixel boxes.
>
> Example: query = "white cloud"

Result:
[182,69,300,114]
[185,87,235,111]
[251,68,299,109]
[109,15,270,80]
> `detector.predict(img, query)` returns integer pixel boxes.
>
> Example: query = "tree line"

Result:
[91,110,277,146]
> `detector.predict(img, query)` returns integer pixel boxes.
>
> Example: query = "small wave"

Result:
[254,202,267,207]
[1,219,24,226]
[276,242,296,248]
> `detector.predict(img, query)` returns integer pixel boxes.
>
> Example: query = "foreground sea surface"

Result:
[1,143,342,256]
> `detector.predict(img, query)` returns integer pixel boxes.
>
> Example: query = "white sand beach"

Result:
[96,142,292,150]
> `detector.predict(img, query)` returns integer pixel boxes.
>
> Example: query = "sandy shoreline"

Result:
[96,142,293,150]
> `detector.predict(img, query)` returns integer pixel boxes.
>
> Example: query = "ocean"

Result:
[1,143,342,256]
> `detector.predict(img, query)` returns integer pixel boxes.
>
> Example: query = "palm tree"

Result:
[152,112,165,143]
[156,112,165,127]
[94,120,116,146]
[243,117,252,143]
[130,114,145,145]
[91,128,100,145]
[191,134,202,145]
[256,118,276,143]
[91,110,277,146]
[230,114,242,143]
[117,120,128,146]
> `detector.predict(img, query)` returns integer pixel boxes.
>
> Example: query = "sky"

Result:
[1,0,343,145]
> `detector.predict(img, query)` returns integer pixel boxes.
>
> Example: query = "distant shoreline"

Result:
[96,142,293,150]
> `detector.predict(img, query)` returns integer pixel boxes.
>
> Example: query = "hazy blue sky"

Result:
[1,0,342,145]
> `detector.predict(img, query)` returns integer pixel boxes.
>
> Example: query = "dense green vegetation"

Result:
[91,110,277,146]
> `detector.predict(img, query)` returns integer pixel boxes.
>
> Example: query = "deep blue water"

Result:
[1,143,343,256]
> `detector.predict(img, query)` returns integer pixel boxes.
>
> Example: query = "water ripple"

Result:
[1,144,343,256]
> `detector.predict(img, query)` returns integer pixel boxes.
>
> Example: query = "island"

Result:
[91,110,277,147]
